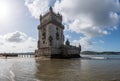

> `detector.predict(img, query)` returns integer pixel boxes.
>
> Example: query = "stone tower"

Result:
[38,7,64,48]
[35,7,81,58]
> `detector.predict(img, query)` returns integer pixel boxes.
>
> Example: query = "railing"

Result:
[18,54,35,58]
[0,53,35,58]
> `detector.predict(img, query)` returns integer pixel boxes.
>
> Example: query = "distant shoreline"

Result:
[81,51,120,55]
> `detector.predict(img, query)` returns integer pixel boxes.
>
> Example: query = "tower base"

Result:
[35,45,81,59]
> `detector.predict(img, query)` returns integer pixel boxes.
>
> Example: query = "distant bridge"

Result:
[0,53,35,58]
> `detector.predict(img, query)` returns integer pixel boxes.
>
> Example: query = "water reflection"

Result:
[0,56,120,81]
[35,59,81,81]
[0,58,37,81]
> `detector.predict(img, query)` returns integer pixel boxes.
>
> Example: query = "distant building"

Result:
[35,7,81,58]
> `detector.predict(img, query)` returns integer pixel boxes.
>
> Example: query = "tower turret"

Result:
[65,39,70,46]
[49,6,53,12]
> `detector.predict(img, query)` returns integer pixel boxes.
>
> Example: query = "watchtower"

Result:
[38,7,64,49]
[35,7,81,58]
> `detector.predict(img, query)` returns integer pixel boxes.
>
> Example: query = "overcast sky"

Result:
[0,0,120,53]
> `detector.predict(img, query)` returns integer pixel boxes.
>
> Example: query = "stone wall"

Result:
[35,48,51,57]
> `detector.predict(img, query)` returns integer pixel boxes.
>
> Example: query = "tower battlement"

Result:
[39,7,63,29]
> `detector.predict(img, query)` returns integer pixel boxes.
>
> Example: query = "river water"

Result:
[0,55,120,81]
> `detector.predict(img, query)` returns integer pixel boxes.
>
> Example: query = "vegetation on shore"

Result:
[81,51,120,55]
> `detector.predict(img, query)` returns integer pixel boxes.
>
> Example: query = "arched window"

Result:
[42,32,46,39]
[49,36,53,46]
[56,32,59,40]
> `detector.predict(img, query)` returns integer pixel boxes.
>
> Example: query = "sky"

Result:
[0,0,120,53]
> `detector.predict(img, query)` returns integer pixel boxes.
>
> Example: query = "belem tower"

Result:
[35,7,81,58]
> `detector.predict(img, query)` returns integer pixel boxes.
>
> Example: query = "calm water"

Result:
[0,55,120,81]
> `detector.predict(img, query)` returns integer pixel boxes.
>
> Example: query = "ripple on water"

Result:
[0,56,120,81]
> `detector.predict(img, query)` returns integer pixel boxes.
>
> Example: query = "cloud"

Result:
[113,26,118,30]
[68,19,109,37]
[54,0,119,36]
[0,31,37,53]
[25,0,50,19]
[4,31,27,43]
[72,36,93,51]
[54,0,120,50]
[65,34,71,39]
[0,42,4,45]
[24,0,120,51]
[99,40,105,44]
